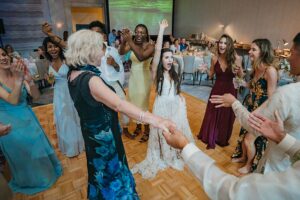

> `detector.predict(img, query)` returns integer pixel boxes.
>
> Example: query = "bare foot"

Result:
[231,157,246,163]
[238,165,251,174]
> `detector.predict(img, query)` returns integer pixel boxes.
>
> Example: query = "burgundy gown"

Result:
[197,60,237,149]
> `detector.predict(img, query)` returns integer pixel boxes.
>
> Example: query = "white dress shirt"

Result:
[182,135,300,200]
[98,46,125,85]
[232,82,300,173]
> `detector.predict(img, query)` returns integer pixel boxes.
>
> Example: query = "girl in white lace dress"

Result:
[131,20,194,179]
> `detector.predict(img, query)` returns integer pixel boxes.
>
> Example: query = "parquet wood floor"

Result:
[12,88,243,200]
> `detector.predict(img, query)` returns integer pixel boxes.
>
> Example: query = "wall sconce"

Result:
[56,22,63,29]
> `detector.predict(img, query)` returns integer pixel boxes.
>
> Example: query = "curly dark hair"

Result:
[218,34,236,67]
[88,20,106,34]
[42,37,65,62]
[134,24,150,42]
[155,48,181,96]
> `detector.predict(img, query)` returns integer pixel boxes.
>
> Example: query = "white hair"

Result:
[65,29,104,67]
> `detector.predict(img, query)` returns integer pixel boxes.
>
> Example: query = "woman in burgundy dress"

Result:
[197,34,243,149]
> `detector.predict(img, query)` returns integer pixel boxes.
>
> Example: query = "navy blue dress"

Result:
[68,72,139,200]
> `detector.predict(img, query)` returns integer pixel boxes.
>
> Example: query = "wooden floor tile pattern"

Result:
[12,88,243,200]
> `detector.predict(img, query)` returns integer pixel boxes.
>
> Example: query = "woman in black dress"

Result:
[65,30,175,200]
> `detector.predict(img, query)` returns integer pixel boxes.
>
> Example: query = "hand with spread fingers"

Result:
[248,110,286,144]
[121,28,132,43]
[11,60,26,82]
[42,22,53,36]
[209,93,237,108]
[159,19,169,29]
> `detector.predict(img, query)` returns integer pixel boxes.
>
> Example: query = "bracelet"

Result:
[138,111,148,124]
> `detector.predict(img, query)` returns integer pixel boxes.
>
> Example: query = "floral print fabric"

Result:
[232,76,269,173]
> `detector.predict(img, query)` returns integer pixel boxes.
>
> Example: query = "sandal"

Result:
[139,132,149,143]
[133,124,142,137]
[123,128,135,139]
[139,125,150,143]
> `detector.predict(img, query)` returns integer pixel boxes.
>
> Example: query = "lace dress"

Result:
[131,74,195,179]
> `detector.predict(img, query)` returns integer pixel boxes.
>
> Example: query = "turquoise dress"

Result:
[0,83,62,195]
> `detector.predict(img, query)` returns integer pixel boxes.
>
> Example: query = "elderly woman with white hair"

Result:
[65,30,175,200]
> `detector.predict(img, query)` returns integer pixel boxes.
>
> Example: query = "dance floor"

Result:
[12,88,243,200]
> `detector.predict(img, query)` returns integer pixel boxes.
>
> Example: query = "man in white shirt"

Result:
[209,32,300,173]
[88,21,130,136]
[162,113,300,200]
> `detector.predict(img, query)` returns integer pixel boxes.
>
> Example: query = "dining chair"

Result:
[182,55,196,85]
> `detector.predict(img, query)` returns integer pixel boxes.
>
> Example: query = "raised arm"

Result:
[151,19,168,80]
[89,76,175,131]
[119,34,131,55]
[42,22,67,49]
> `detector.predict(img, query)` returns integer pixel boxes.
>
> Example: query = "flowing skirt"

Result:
[131,95,194,179]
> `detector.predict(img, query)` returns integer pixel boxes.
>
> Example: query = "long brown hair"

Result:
[252,38,274,70]
[155,48,181,96]
[218,34,236,67]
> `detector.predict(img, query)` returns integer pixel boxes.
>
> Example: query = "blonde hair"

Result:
[65,29,104,67]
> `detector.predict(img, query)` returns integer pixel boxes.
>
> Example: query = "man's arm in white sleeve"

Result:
[232,89,288,137]
[182,143,300,200]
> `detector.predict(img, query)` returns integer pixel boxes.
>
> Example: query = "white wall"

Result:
[174,0,300,47]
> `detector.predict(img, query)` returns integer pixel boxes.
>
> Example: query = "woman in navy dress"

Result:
[65,30,175,200]
[197,34,243,149]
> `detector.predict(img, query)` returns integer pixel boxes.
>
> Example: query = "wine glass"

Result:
[48,73,55,88]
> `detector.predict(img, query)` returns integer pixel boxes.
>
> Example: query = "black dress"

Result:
[68,72,139,200]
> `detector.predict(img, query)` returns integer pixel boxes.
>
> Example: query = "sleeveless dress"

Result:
[68,72,139,200]
[49,64,84,157]
[197,60,237,149]
[128,52,152,111]
[131,74,195,179]
[232,76,269,172]
[0,83,62,194]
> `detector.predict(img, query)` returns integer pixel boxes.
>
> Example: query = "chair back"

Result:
[183,55,195,73]
[203,54,212,69]
[35,60,49,79]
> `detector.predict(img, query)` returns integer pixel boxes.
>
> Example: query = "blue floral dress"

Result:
[68,71,139,200]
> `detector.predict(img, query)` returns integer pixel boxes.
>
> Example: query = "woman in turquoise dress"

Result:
[43,37,84,157]
[0,47,62,194]
[231,39,278,174]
